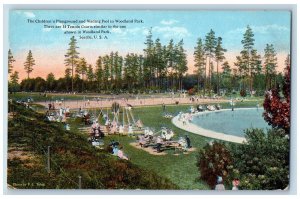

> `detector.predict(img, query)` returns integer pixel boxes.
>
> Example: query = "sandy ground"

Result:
[129,142,167,155]
[37,97,228,110]
[171,110,247,144]
[129,142,196,156]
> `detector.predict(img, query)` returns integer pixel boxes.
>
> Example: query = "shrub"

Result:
[240,89,246,97]
[197,141,233,189]
[188,88,196,95]
[229,128,289,190]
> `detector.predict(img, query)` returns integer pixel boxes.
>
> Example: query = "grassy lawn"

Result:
[67,100,262,189]
[8,92,96,102]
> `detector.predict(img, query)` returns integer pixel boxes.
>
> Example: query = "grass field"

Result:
[67,100,262,189]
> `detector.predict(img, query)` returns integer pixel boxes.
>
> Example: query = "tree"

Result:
[167,39,176,90]
[86,64,94,90]
[65,36,80,92]
[154,38,164,89]
[221,61,232,93]
[263,54,290,133]
[194,38,206,92]
[76,57,87,91]
[176,39,188,90]
[204,29,217,96]
[249,49,262,93]
[46,73,56,91]
[143,28,154,89]
[103,55,110,90]
[215,37,227,95]
[263,44,278,90]
[114,52,123,90]
[235,25,260,93]
[8,49,15,75]
[109,52,115,89]
[95,56,103,91]
[24,50,35,79]
[9,71,19,93]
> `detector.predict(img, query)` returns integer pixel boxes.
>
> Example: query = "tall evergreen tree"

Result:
[76,57,87,91]
[154,38,164,89]
[176,39,188,90]
[137,55,144,88]
[204,29,217,95]
[194,38,206,92]
[263,44,278,90]
[9,71,19,93]
[95,56,103,91]
[215,37,227,95]
[103,55,110,90]
[109,51,115,88]
[249,49,262,92]
[87,64,94,81]
[64,36,80,92]
[8,49,15,75]
[10,71,19,85]
[235,25,260,93]
[143,28,154,88]
[221,61,232,93]
[24,50,35,79]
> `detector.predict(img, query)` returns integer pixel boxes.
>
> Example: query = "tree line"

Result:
[8,25,287,95]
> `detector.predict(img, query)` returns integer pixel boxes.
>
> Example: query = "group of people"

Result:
[90,121,105,139]
[105,119,134,136]
[178,112,193,126]
[215,176,240,190]
[137,127,192,153]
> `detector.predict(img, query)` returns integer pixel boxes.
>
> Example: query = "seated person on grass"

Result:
[117,146,129,160]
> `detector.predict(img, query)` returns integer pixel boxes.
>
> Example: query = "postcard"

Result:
[6,9,291,191]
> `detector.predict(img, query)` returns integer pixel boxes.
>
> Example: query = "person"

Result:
[59,107,63,117]
[112,146,119,156]
[156,136,163,153]
[119,125,124,135]
[215,176,225,190]
[162,103,166,112]
[128,124,133,136]
[48,103,52,110]
[182,114,187,125]
[65,123,70,131]
[117,146,129,160]
[185,135,191,148]
[232,179,240,190]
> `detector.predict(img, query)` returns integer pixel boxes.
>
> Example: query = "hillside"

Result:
[7,102,177,189]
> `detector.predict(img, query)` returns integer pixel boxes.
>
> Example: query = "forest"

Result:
[8,26,287,96]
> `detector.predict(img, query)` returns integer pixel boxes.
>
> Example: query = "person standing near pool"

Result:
[162,103,166,112]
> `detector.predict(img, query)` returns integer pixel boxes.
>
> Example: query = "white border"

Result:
[1,1,298,198]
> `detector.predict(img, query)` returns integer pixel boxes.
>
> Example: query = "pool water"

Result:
[191,108,270,137]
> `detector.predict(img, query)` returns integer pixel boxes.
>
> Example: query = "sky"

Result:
[9,10,291,80]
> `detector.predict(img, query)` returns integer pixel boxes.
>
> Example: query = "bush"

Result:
[229,128,289,190]
[188,88,196,95]
[240,89,246,97]
[197,141,233,189]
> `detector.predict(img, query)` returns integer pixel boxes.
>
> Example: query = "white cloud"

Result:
[228,24,289,35]
[152,26,190,39]
[24,11,35,18]
[160,19,179,25]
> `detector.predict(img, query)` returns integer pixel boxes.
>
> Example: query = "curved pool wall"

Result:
[172,108,270,144]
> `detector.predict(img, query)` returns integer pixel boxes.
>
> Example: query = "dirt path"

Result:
[36,97,228,110]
